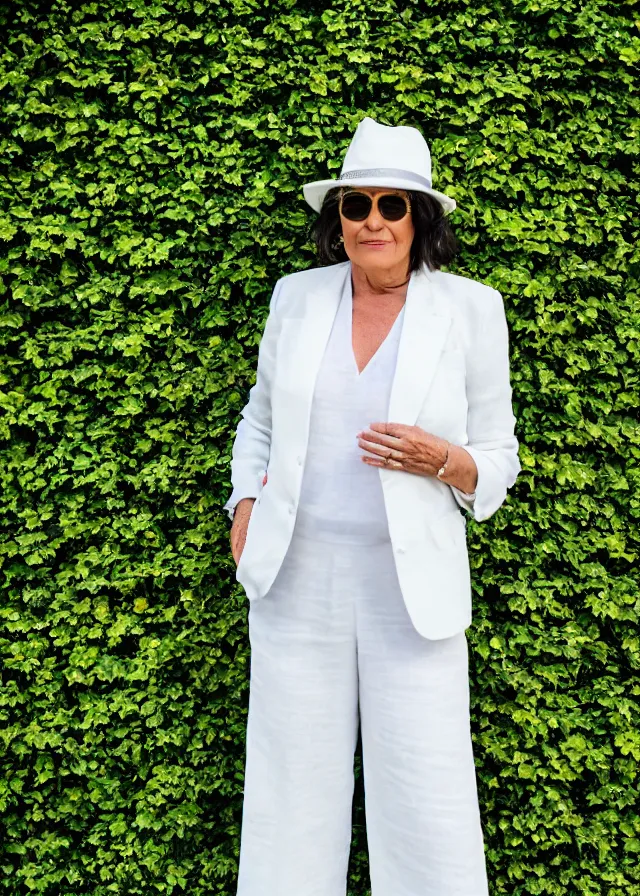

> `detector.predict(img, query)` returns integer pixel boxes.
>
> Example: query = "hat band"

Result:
[340,167,432,189]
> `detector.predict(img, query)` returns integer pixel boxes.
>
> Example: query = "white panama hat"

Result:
[302,116,456,215]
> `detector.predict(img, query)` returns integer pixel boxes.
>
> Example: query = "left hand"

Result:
[357,422,448,477]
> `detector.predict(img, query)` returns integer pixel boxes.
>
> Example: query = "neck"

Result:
[350,260,411,300]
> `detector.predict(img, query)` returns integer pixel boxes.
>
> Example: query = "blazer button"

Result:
[296,456,303,465]
[395,546,406,554]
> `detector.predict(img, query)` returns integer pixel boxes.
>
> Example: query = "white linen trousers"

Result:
[236,276,490,896]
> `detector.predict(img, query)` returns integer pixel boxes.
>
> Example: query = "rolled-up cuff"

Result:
[222,493,258,522]
[449,485,477,514]
[222,470,266,521]
[456,444,511,522]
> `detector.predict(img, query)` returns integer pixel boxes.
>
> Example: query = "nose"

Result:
[364,203,385,230]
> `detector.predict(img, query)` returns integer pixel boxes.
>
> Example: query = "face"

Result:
[338,186,414,275]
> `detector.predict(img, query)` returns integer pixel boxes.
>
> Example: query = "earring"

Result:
[332,234,344,250]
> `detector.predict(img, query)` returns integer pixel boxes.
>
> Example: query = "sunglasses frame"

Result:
[338,187,412,222]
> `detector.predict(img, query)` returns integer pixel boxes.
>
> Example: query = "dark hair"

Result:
[309,187,459,272]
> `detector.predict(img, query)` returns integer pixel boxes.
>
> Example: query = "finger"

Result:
[368,421,412,438]
[362,455,418,474]
[358,435,395,458]
[358,429,404,449]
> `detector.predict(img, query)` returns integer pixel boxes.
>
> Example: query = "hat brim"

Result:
[302,177,457,215]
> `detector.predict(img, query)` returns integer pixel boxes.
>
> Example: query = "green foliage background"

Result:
[1,0,639,893]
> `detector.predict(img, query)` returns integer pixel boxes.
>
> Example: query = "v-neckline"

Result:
[349,295,405,379]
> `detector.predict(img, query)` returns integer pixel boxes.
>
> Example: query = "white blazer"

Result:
[223,260,521,639]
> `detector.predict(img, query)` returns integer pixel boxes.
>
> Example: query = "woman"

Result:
[224,116,521,896]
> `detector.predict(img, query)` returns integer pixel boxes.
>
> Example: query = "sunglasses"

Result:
[339,189,412,222]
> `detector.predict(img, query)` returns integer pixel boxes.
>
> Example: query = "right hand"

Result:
[230,497,257,566]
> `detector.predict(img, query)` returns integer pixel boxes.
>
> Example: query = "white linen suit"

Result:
[223,260,521,895]
[224,259,520,639]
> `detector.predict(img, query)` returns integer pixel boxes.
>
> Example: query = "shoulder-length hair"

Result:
[309,187,459,273]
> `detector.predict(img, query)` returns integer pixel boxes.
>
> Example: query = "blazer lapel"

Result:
[388,265,453,425]
[277,262,347,416]
[279,261,453,427]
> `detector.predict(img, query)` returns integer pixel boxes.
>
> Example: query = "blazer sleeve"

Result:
[449,288,521,522]
[222,277,285,522]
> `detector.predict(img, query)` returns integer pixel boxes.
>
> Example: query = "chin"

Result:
[354,248,394,260]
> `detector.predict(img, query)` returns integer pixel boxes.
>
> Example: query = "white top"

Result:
[292,271,405,545]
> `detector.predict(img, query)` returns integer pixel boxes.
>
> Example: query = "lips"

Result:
[361,241,389,245]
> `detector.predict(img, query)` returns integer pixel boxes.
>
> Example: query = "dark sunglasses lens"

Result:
[379,195,408,220]
[341,193,371,220]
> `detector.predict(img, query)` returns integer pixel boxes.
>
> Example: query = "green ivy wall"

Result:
[1,0,638,893]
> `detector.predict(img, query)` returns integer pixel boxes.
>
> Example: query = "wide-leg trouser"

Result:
[236,527,490,896]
